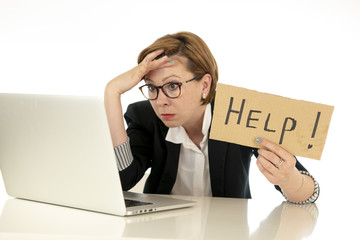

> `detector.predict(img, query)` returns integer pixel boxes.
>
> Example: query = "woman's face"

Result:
[144,56,211,130]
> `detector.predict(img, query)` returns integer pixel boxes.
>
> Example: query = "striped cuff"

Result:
[114,138,133,171]
[283,171,320,204]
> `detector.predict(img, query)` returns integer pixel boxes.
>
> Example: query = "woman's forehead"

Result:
[145,57,191,81]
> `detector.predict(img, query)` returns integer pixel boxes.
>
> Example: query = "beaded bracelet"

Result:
[282,171,320,204]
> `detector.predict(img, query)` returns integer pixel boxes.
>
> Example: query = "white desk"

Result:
[1,165,360,240]
[1,171,359,240]
[0,194,321,240]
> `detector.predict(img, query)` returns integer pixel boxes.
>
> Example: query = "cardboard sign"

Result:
[210,83,334,160]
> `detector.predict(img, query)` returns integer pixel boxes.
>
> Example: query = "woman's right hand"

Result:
[106,49,173,95]
[104,49,174,147]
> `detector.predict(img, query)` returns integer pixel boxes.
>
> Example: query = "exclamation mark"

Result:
[308,112,321,149]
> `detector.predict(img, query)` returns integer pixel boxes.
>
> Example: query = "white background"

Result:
[1,0,359,238]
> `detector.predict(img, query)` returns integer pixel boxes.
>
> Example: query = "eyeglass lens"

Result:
[143,83,181,100]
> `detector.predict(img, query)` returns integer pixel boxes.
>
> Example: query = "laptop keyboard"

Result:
[125,199,153,207]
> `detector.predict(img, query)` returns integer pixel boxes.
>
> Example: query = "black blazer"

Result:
[120,100,307,198]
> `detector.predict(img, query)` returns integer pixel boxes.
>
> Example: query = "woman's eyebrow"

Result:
[144,75,181,83]
[144,78,153,83]
[162,75,181,82]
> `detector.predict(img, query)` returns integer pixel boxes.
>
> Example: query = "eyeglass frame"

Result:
[138,76,199,100]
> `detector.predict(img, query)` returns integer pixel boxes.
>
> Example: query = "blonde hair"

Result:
[138,32,218,105]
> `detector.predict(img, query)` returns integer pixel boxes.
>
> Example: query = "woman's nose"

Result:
[155,89,170,106]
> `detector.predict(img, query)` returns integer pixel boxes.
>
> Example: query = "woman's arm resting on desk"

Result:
[256,137,318,203]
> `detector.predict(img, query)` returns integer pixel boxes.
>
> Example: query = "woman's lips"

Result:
[161,114,175,120]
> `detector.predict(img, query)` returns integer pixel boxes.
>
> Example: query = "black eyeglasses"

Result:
[139,76,198,100]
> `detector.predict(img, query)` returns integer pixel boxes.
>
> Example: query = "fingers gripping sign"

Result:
[255,137,297,186]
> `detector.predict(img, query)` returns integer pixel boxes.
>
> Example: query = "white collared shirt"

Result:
[166,104,212,196]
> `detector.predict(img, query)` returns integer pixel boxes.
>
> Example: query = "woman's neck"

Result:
[183,105,206,149]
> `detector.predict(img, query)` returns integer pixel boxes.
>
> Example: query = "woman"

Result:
[104,31,319,204]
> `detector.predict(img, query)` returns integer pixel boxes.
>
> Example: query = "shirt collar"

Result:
[166,104,212,145]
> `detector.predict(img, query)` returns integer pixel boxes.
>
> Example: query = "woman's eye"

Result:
[148,85,156,92]
[168,83,179,90]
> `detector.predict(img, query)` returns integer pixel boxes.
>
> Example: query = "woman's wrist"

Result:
[283,171,319,204]
[278,168,303,195]
[278,169,316,203]
[285,174,305,196]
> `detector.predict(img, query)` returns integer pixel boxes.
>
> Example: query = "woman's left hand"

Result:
[255,137,300,191]
[256,137,316,203]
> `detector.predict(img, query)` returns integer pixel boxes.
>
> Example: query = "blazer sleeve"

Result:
[119,101,157,190]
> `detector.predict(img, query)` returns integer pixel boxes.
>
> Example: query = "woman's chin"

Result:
[161,119,181,128]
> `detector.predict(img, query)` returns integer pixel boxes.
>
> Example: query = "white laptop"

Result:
[0,93,195,216]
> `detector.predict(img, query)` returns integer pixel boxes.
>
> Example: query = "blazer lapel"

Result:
[208,139,228,196]
[208,100,228,197]
[157,139,181,194]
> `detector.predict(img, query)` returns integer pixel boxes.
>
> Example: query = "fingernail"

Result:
[256,137,262,143]
[169,60,175,64]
